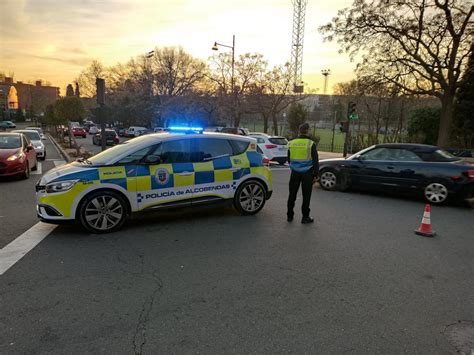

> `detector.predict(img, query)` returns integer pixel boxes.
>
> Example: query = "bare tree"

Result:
[209,53,267,127]
[76,60,106,97]
[251,63,304,135]
[320,0,473,146]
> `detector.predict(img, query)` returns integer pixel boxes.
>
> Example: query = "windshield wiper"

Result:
[77,157,92,165]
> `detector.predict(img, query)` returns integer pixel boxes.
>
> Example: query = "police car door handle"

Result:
[230,168,240,172]
[177,171,193,176]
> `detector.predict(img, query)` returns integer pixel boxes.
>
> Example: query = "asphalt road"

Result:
[0,146,473,353]
[0,132,65,249]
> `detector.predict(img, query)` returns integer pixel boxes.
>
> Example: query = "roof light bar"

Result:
[167,126,204,133]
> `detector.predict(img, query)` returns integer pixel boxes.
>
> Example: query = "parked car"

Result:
[25,127,46,140]
[115,127,126,137]
[153,127,166,133]
[0,132,37,179]
[88,126,99,135]
[249,133,288,165]
[0,121,16,130]
[125,126,148,137]
[318,143,474,204]
[220,127,250,136]
[92,129,120,146]
[13,129,46,160]
[72,127,87,138]
[83,121,96,132]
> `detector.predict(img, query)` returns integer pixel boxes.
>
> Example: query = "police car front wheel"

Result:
[79,190,127,233]
[234,180,266,215]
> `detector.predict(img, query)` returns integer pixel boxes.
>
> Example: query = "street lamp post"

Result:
[212,35,235,127]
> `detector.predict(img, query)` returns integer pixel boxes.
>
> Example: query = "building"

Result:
[0,77,59,118]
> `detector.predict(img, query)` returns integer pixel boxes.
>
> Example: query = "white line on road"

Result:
[0,222,57,276]
[31,161,42,175]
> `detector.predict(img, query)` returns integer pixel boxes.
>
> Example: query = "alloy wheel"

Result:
[239,183,265,213]
[424,183,448,204]
[84,195,124,231]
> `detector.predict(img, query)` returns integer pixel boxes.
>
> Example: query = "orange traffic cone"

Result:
[415,204,436,237]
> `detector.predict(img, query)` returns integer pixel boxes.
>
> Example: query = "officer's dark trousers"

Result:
[287,169,313,218]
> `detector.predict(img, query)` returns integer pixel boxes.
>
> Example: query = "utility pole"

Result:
[96,78,106,151]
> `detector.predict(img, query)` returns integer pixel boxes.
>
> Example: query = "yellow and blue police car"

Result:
[36,128,273,233]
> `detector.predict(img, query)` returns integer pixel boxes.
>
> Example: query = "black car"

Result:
[318,143,474,204]
[92,129,120,146]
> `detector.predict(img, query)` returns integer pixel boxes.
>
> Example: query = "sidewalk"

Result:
[319,151,344,160]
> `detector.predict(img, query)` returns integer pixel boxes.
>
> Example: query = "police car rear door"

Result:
[192,137,235,202]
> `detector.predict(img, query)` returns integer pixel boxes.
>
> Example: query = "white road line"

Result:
[0,222,57,276]
[31,161,42,175]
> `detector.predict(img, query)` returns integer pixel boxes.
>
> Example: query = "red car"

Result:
[0,132,38,179]
[72,127,87,138]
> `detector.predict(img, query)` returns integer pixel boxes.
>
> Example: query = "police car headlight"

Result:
[45,180,78,193]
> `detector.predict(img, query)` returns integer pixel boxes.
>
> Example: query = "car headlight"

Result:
[45,180,78,193]
[34,143,43,149]
[7,153,22,161]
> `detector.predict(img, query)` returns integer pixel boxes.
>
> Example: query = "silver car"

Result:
[13,129,46,160]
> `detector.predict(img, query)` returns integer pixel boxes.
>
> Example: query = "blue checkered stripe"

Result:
[137,193,144,203]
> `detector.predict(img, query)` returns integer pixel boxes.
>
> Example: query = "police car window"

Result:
[117,147,153,164]
[255,137,265,143]
[230,140,250,155]
[195,138,233,161]
[158,139,191,163]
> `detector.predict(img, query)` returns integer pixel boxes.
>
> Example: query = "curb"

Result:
[48,133,72,162]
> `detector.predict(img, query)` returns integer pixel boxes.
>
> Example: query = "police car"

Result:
[36,128,273,233]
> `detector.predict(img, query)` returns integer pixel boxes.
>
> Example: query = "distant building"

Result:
[0,77,59,117]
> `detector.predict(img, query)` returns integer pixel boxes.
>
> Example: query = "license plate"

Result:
[279,147,286,151]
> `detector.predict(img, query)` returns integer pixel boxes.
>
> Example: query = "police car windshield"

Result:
[86,137,149,165]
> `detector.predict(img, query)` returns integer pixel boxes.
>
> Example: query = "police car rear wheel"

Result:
[234,180,266,215]
[79,191,127,233]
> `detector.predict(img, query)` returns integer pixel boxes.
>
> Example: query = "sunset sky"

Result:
[0,0,356,95]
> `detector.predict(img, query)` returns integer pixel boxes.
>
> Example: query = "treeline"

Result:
[73,48,304,135]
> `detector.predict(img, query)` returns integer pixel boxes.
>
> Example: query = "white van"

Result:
[125,126,148,137]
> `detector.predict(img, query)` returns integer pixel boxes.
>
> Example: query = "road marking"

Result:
[31,161,42,175]
[0,222,57,276]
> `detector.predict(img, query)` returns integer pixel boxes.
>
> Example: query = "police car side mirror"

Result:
[143,154,161,164]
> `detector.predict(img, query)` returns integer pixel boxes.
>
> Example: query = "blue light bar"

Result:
[167,126,204,133]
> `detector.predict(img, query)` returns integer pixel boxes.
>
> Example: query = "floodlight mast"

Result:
[291,0,308,94]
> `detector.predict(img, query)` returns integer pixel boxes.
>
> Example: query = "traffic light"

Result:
[347,101,357,120]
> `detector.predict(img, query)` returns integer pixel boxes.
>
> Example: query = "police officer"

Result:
[287,122,319,224]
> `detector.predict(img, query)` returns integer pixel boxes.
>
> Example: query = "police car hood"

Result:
[39,162,92,184]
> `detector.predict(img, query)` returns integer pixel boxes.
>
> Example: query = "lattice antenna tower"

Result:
[291,0,308,93]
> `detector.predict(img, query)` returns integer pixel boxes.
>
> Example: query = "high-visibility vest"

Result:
[288,138,314,173]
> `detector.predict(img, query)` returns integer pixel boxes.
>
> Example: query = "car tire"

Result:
[424,182,449,205]
[21,161,30,179]
[79,190,128,234]
[40,152,46,161]
[318,169,339,191]
[233,180,267,215]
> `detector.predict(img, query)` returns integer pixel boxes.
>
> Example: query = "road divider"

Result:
[48,133,72,162]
